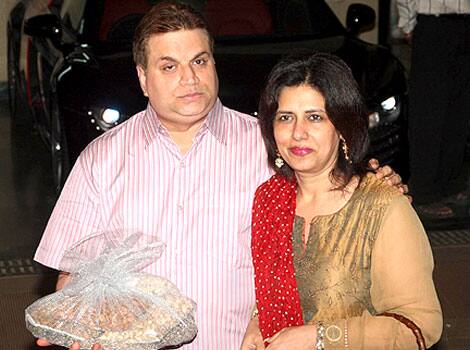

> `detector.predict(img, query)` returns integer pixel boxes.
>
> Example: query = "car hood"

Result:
[214,35,407,114]
[60,49,147,117]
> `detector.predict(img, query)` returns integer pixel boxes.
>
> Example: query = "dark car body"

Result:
[8,0,408,193]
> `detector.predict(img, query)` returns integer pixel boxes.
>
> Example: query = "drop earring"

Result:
[340,135,352,164]
[275,151,284,168]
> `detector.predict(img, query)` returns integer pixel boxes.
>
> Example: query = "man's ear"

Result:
[136,65,148,97]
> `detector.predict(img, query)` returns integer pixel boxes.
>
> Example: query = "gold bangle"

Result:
[251,308,259,319]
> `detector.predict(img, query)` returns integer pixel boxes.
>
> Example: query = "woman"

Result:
[241,53,442,349]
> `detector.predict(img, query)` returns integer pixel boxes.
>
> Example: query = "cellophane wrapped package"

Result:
[25,231,197,349]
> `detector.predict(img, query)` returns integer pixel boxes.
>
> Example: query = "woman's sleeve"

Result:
[338,195,443,349]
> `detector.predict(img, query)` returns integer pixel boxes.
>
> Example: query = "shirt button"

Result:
[180,161,185,168]
[178,204,183,211]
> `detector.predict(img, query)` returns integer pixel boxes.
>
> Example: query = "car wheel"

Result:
[7,30,19,118]
[51,102,70,195]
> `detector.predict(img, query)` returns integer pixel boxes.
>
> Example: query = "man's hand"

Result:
[37,340,101,350]
[36,339,52,347]
[36,272,101,350]
[56,271,71,290]
[369,158,410,198]
[36,272,71,347]
[403,31,413,44]
[240,317,265,350]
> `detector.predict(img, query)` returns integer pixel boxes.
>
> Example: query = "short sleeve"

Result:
[34,150,103,270]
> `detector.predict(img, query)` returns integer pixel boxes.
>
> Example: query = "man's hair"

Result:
[133,1,213,69]
[258,52,370,187]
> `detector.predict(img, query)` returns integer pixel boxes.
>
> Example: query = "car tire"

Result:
[51,102,70,195]
[7,28,19,118]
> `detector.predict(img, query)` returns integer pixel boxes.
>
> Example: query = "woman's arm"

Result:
[343,195,442,349]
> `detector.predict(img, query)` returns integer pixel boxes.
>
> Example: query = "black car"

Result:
[8,0,408,193]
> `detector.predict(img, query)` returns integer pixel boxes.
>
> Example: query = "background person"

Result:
[395,0,470,219]
[34,2,406,349]
[241,53,442,350]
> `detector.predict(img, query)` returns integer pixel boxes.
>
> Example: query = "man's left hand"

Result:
[369,158,410,199]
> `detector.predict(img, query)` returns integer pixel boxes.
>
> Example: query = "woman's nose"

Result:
[292,120,307,140]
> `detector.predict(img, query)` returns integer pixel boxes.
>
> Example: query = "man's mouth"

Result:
[179,92,204,100]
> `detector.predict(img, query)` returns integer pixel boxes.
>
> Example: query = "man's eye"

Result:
[193,58,207,65]
[162,64,176,71]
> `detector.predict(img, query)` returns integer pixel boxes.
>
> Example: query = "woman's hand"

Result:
[369,158,410,198]
[240,317,265,350]
[265,324,317,350]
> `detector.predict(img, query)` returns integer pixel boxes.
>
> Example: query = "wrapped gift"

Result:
[25,231,197,349]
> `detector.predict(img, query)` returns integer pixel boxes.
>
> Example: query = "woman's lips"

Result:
[289,147,313,156]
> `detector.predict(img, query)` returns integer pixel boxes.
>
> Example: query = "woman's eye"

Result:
[307,114,322,122]
[277,114,292,122]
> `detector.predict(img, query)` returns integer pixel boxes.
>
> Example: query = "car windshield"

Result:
[77,0,345,45]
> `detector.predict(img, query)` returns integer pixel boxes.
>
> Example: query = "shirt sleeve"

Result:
[34,149,103,270]
[395,0,418,33]
[325,195,442,349]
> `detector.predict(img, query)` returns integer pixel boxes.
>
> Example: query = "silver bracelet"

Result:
[315,322,325,350]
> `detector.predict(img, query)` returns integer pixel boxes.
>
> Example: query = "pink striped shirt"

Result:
[34,100,273,349]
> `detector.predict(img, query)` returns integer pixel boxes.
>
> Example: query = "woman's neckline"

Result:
[295,173,372,222]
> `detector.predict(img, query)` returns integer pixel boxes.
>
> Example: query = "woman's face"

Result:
[273,84,340,177]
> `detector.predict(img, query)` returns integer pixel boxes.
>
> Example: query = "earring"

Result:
[275,151,284,168]
[340,135,352,164]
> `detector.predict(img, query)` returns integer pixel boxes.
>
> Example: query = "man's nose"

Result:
[180,65,199,85]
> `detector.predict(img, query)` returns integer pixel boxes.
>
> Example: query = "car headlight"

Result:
[101,108,120,124]
[368,96,401,129]
[380,96,396,111]
[88,107,125,131]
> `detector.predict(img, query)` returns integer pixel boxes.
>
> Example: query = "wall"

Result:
[1,0,19,83]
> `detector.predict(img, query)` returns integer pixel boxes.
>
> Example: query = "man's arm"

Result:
[35,150,103,350]
[56,271,71,290]
[395,0,417,38]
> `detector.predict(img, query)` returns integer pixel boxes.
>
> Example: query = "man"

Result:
[35,2,404,349]
[396,0,470,218]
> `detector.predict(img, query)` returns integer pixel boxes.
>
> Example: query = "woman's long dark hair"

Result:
[258,52,369,187]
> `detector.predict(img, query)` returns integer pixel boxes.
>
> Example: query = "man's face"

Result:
[137,29,219,131]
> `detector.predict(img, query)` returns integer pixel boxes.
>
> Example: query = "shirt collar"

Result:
[142,99,227,148]
[204,99,227,145]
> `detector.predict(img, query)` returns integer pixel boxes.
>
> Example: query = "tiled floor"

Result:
[0,88,469,349]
